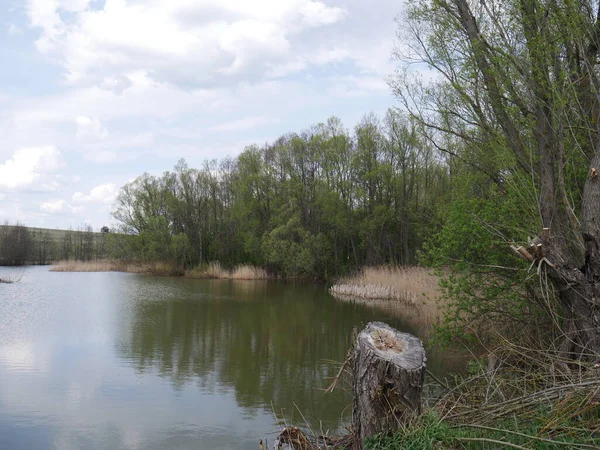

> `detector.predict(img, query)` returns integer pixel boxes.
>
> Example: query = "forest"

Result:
[109,111,448,279]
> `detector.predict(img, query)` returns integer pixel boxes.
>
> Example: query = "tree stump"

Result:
[352,322,426,448]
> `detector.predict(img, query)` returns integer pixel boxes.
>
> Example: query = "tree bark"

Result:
[351,322,426,448]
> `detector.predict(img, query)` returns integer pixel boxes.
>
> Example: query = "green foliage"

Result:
[109,112,447,278]
[420,168,545,346]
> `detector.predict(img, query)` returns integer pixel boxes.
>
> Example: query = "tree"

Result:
[394,0,600,358]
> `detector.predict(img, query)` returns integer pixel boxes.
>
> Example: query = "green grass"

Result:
[365,411,599,450]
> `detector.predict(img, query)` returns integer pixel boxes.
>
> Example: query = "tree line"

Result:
[0,222,109,266]
[111,111,449,278]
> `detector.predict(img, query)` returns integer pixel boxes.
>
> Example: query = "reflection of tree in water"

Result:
[115,280,391,429]
[115,279,463,429]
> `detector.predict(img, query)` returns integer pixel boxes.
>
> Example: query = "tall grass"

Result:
[50,260,177,275]
[50,260,126,272]
[185,261,271,280]
[365,336,600,450]
[0,272,23,283]
[50,259,272,279]
[331,266,440,304]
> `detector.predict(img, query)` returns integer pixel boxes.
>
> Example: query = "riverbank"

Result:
[366,350,600,449]
[49,260,273,280]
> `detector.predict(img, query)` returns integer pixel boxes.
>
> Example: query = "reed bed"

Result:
[0,274,22,283]
[50,259,272,279]
[185,261,271,280]
[330,266,441,308]
[50,260,126,272]
[49,260,177,275]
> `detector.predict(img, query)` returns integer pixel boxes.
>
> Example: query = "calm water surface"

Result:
[0,266,461,450]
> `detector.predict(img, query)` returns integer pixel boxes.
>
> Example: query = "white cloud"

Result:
[0,146,63,190]
[208,116,276,133]
[329,75,389,98]
[40,199,66,213]
[27,0,347,88]
[99,75,133,94]
[84,151,118,163]
[40,199,83,215]
[7,23,24,36]
[72,183,118,205]
[40,183,118,216]
[76,116,108,139]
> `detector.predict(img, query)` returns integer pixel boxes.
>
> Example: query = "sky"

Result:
[0,0,403,230]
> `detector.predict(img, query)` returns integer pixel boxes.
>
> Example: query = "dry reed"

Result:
[51,259,272,279]
[49,260,175,275]
[0,273,23,283]
[330,266,440,304]
[185,261,271,280]
[50,260,125,272]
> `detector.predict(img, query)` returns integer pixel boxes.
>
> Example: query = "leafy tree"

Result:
[394,0,600,357]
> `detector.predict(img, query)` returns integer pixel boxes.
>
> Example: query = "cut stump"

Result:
[352,321,426,448]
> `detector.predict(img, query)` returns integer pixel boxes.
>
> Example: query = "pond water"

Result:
[0,266,462,450]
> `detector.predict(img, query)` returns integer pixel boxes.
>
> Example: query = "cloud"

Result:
[40,199,83,215]
[76,116,108,139]
[84,151,118,163]
[7,23,24,36]
[40,182,119,216]
[72,183,118,205]
[0,146,63,190]
[27,0,347,88]
[329,75,389,98]
[208,116,277,133]
[40,199,66,213]
[99,75,133,94]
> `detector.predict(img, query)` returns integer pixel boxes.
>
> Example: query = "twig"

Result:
[426,369,450,391]
[448,379,600,420]
[323,348,353,393]
[454,437,529,449]
[456,424,599,449]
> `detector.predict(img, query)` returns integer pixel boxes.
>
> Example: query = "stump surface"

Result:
[352,321,426,448]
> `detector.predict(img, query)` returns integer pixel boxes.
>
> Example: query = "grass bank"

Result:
[50,260,272,280]
[365,335,600,450]
[366,407,600,449]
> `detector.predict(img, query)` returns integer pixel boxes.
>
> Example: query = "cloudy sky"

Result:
[0,0,402,230]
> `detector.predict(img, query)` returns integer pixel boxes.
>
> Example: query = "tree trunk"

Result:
[352,322,426,448]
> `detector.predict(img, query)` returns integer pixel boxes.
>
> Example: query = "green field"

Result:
[0,225,104,240]
[0,224,109,265]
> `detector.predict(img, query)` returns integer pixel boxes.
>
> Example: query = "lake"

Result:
[0,266,461,449]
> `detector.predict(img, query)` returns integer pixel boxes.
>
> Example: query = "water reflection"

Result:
[115,279,365,429]
[0,267,463,450]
